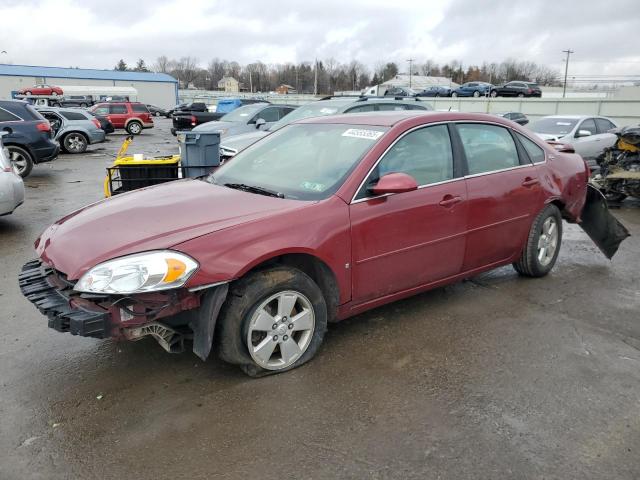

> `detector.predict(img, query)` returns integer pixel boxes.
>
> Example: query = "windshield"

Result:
[530,118,578,135]
[209,123,388,200]
[267,101,349,131]
[220,104,266,123]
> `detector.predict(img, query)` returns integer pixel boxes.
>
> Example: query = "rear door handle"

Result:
[439,195,463,208]
[522,177,540,188]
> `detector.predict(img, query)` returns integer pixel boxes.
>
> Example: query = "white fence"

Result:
[179,90,640,127]
[429,98,640,127]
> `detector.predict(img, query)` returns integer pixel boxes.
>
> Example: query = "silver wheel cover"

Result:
[246,290,315,370]
[537,217,559,267]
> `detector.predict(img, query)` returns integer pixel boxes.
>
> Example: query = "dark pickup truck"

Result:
[171,98,268,135]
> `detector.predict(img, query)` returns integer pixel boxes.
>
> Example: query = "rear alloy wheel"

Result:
[7,145,34,178]
[80,103,88,108]
[513,204,562,277]
[126,121,142,135]
[63,133,87,154]
[216,266,328,377]
[473,90,481,97]
[490,90,498,98]
[451,92,458,98]
[518,93,525,97]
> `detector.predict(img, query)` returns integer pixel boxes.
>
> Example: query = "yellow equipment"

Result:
[104,136,181,197]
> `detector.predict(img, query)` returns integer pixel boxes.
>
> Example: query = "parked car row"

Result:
[383,81,543,99]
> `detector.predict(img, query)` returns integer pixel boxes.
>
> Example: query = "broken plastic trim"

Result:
[579,185,631,259]
[124,322,185,353]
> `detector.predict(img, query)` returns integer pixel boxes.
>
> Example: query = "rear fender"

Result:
[579,185,630,259]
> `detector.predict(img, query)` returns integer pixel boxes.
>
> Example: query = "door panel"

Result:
[455,123,543,270]
[349,124,468,303]
[350,181,468,302]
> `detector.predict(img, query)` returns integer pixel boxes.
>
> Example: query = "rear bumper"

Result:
[32,142,59,164]
[88,129,106,144]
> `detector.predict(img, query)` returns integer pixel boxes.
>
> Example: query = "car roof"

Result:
[298,111,513,128]
[539,115,601,120]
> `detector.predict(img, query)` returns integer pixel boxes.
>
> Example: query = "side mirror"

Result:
[369,173,418,195]
[576,129,592,138]
[255,118,266,129]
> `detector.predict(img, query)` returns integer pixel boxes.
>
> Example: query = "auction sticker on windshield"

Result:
[342,128,385,140]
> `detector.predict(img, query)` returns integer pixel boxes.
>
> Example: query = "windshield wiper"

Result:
[224,183,285,198]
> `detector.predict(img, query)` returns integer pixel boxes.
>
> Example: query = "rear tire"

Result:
[451,92,458,98]
[126,121,142,135]
[62,132,88,154]
[513,204,562,277]
[473,91,480,97]
[216,266,328,377]
[490,90,498,98]
[6,145,34,178]
[517,93,525,98]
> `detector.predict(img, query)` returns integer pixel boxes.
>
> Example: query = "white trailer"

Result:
[13,86,138,106]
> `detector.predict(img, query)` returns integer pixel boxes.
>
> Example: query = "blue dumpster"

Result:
[177,131,220,178]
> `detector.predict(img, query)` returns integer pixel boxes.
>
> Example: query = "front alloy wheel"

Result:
[247,290,315,370]
[216,266,328,377]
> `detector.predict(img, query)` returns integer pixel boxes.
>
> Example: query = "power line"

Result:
[407,58,414,88]
[562,49,574,98]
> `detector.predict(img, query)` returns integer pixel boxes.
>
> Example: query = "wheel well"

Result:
[549,199,570,219]
[3,143,34,159]
[126,119,142,126]
[246,253,340,322]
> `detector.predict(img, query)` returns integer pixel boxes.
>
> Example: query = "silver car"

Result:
[0,134,25,216]
[35,107,106,154]
[192,103,296,137]
[530,115,618,165]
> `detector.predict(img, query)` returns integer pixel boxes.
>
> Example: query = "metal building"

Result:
[0,64,178,108]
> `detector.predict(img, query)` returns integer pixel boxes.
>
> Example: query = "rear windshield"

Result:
[220,104,267,123]
[268,101,350,131]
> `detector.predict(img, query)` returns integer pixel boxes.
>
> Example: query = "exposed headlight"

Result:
[75,251,198,294]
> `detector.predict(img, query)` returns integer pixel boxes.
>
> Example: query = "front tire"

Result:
[473,90,480,97]
[6,145,34,178]
[490,90,498,98]
[517,93,525,98]
[451,92,458,98]
[126,121,142,135]
[216,266,328,377]
[62,132,87,153]
[513,204,562,277]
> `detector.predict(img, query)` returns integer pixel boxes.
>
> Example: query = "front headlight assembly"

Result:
[74,251,198,294]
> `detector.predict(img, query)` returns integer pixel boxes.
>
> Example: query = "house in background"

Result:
[276,84,297,95]
[218,76,240,93]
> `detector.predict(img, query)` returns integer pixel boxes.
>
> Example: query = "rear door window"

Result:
[595,118,616,134]
[61,111,88,121]
[457,123,521,174]
[109,105,127,114]
[578,118,597,135]
[516,133,546,163]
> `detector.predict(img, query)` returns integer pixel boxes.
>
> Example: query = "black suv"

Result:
[0,100,59,177]
[56,95,94,108]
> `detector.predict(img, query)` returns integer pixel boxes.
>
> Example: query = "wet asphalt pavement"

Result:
[1,118,639,480]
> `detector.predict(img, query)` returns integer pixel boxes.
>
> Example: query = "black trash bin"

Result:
[177,131,220,178]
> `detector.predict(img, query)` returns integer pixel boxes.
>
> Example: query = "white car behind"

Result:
[0,135,25,216]
[530,115,618,166]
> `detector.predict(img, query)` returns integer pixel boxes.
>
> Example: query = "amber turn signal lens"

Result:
[163,258,187,283]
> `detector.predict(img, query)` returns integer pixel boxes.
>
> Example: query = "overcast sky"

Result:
[1,0,638,78]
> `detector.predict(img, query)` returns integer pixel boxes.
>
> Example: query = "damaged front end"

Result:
[18,259,228,360]
[579,184,631,259]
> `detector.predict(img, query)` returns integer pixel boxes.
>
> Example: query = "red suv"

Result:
[90,102,154,135]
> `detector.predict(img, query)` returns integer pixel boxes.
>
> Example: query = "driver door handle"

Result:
[439,194,463,208]
[522,177,540,188]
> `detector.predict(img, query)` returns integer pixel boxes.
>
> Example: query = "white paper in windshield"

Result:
[342,128,384,140]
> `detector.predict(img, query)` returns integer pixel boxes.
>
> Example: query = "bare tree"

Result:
[153,55,169,73]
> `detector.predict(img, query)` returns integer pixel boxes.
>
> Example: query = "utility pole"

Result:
[407,58,415,88]
[314,58,318,95]
[562,49,574,98]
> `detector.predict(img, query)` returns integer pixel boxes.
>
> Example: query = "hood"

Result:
[36,179,305,279]
[219,130,270,153]
[192,121,237,133]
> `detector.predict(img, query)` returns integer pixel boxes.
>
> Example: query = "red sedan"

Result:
[18,84,64,96]
[19,112,628,376]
